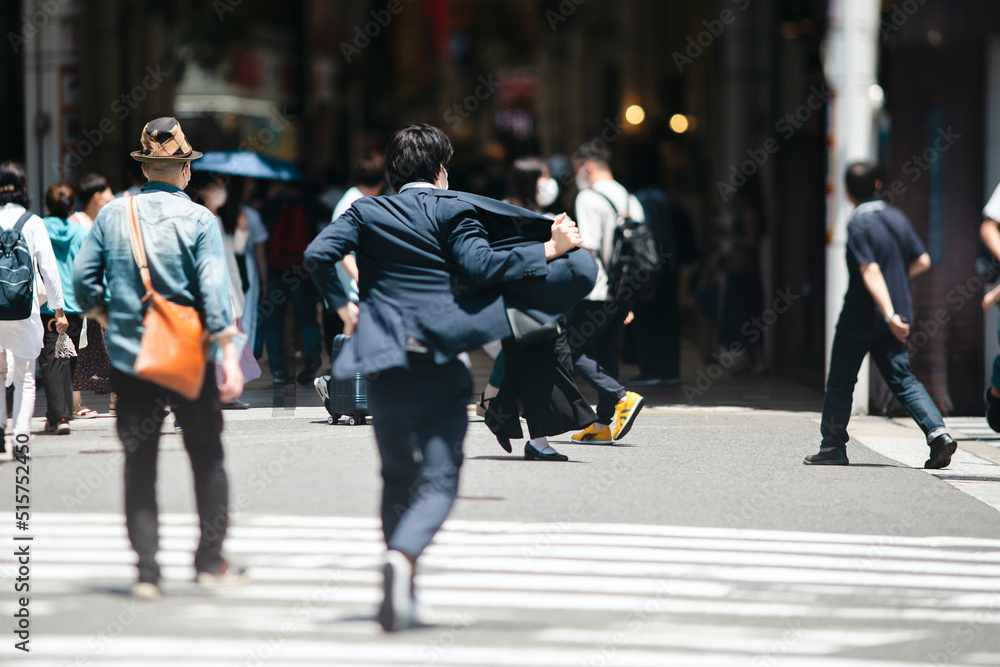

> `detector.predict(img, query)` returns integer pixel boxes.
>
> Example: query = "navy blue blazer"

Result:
[304,187,597,379]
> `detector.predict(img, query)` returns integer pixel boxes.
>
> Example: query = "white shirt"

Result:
[0,204,65,359]
[574,179,645,301]
[985,182,1000,222]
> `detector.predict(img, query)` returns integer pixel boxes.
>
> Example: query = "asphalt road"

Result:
[2,396,1000,666]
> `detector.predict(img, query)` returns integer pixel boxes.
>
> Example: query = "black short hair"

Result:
[845,162,882,202]
[385,124,453,191]
[507,157,545,211]
[0,161,30,208]
[575,140,612,167]
[355,151,386,188]
[78,173,110,206]
[45,182,75,218]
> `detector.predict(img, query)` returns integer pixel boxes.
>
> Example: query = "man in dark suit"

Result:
[304,124,587,631]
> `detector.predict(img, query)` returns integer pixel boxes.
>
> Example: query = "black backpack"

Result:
[0,211,35,321]
[593,190,661,303]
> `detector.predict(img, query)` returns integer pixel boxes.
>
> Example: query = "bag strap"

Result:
[125,196,155,300]
[12,210,32,234]
[591,189,627,221]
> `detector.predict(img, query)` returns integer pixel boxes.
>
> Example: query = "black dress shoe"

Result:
[496,436,512,453]
[986,389,1000,433]
[925,433,957,470]
[525,442,568,461]
[803,448,849,465]
[222,399,251,410]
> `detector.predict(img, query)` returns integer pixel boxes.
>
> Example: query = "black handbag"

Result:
[976,241,1000,283]
[505,308,562,346]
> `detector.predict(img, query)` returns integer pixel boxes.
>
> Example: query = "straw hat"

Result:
[130,117,203,163]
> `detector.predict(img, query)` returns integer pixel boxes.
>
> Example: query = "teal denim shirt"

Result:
[72,181,236,376]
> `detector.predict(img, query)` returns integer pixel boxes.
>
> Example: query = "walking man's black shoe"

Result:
[924,433,957,470]
[803,448,849,465]
[986,388,1000,433]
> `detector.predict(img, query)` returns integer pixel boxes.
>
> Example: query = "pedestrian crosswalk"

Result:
[947,417,1000,444]
[5,513,1000,665]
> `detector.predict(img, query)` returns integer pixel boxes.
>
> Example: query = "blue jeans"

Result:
[262,273,322,378]
[821,323,946,450]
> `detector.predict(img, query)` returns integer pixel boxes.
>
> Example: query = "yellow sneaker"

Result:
[571,423,614,442]
[612,391,644,441]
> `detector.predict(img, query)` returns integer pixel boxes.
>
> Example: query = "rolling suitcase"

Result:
[318,334,368,425]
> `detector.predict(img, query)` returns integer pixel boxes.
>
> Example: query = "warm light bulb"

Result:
[669,114,689,134]
[626,105,646,125]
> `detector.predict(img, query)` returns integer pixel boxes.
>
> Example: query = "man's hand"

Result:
[218,340,244,404]
[338,301,360,336]
[983,285,1000,312]
[887,314,909,343]
[48,308,69,334]
[544,213,582,260]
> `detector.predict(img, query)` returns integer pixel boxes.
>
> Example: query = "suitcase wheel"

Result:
[327,416,335,425]
[347,415,358,426]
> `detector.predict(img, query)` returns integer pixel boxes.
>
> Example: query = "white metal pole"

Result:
[823,0,881,415]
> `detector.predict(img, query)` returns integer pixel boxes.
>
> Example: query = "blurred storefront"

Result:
[6,0,1000,413]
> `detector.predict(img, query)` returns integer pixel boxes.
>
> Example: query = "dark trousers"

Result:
[111,366,228,583]
[262,273,322,377]
[566,300,628,424]
[38,313,83,423]
[368,358,469,559]
[821,323,946,451]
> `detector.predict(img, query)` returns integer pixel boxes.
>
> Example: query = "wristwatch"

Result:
[884,312,895,323]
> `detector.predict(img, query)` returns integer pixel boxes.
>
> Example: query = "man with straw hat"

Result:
[74,117,248,599]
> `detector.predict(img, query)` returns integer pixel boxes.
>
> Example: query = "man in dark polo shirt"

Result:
[805,162,956,468]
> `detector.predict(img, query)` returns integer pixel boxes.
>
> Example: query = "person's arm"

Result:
[31,218,68,333]
[303,208,360,331]
[859,261,909,343]
[982,218,1000,261]
[73,213,109,325]
[983,283,1000,312]
[340,254,359,281]
[908,252,931,277]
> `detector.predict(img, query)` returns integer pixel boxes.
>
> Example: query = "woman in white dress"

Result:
[0,162,67,451]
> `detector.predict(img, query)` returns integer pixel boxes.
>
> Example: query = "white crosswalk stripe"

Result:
[4,513,1000,665]
[947,417,1000,444]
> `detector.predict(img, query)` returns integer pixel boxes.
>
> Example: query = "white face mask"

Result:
[575,167,590,192]
[536,177,559,208]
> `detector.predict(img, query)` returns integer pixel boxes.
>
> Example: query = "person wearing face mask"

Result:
[567,142,646,444]
[480,157,597,461]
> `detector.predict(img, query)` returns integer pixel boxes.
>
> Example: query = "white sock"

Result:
[528,437,558,455]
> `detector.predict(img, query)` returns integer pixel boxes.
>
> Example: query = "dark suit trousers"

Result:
[566,301,628,424]
[369,358,470,559]
[39,313,83,423]
[111,366,228,583]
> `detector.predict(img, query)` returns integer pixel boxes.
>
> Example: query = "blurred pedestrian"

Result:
[305,124,586,631]
[484,157,597,461]
[69,173,114,232]
[978,180,1000,430]
[0,162,67,451]
[260,182,323,385]
[38,182,88,435]
[805,162,955,468]
[73,118,247,599]
[568,142,645,443]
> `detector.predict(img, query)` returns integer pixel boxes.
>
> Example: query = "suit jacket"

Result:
[304,187,597,378]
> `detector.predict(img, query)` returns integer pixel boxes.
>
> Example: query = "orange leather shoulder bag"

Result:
[126,196,208,400]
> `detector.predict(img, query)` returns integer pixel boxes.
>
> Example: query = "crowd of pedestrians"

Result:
[5,113,1000,632]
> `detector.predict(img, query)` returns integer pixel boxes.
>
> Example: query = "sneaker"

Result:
[378,550,415,632]
[571,423,614,443]
[195,560,249,587]
[986,388,1000,433]
[925,433,957,470]
[44,419,70,435]
[131,581,162,600]
[314,376,330,402]
[612,391,645,441]
[803,448,850,465]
